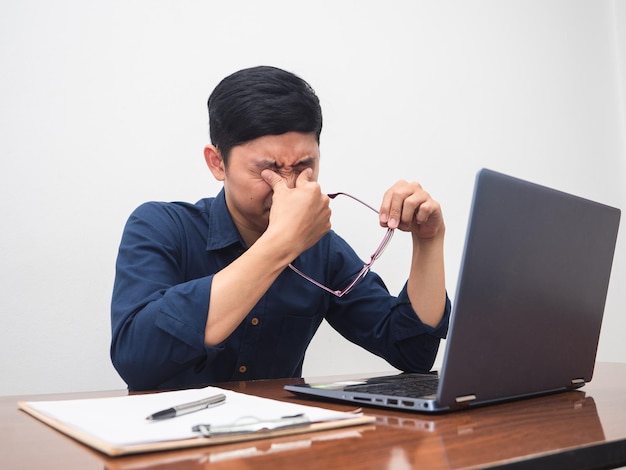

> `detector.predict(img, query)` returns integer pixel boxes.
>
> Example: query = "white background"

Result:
[1,0,624,396]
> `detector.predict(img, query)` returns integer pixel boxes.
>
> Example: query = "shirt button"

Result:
[251,317,259,326]
[239,365,247,373]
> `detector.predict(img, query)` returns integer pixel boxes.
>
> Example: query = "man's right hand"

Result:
[261,168,331,257]
[206,168,330,347]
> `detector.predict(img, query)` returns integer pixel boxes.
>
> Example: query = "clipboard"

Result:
[18,386,374,457]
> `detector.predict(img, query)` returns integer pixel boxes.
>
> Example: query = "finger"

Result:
[380,203,401,229]
[387,194,407,230]
[380,182,431,230]
[380,187,410,230]
[295,168,314,187]
[378,189,393,227]
[400,193,429,227]
[414,199,441,225]
[261,169,287,192]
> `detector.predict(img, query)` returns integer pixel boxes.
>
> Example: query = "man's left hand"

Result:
[378,180,444,240]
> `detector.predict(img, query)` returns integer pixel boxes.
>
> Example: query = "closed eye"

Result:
[256,157,316,177]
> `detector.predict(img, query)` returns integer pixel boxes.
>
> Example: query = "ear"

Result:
[204,145,225,181]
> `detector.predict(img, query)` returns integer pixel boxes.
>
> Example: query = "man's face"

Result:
[221,131,320,243]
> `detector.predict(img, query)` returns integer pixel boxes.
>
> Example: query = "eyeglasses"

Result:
[288,192,394,297]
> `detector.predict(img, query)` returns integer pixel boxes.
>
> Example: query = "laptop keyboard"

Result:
[345,373,440,398]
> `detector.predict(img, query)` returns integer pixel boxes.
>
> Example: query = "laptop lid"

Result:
[285,169,621,412]
[437,168,620,408]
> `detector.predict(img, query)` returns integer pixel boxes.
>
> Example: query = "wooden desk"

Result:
[3,362,626,469]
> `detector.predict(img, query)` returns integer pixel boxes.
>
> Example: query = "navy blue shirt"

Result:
[111,189,450,391]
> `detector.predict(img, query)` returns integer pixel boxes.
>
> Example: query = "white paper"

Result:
[24,386,357,447]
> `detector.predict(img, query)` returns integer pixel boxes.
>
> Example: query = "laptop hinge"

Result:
[455,394,477,404]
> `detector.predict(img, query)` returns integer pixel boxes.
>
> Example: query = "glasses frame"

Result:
[288,192,394,298]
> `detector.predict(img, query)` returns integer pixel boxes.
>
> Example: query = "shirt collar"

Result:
[205,189,247,252]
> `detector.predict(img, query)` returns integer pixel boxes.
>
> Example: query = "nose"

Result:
[285,172,298,189]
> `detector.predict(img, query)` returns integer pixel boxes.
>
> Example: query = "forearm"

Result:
[111,306,189,390]
[204,231,297,345]
[407,226,447,327]
[111,276,213,390]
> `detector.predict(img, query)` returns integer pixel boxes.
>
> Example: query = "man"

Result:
[111,66,450,391]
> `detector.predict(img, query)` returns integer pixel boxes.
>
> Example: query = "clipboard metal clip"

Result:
[192,413,310,438]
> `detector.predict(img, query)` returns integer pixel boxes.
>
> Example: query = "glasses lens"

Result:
[290,192,394,297]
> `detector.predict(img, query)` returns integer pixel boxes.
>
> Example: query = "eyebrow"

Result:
[256,156,317,170]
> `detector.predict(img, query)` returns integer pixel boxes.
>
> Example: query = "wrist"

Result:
[412,223,445,246]
[255,228,302,267]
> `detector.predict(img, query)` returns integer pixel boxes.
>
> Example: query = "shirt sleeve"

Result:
[324,234,451,373]
[110,203,218,390]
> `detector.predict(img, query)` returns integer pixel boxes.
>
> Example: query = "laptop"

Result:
[285,168,621,413]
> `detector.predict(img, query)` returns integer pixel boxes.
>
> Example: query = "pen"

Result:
[146,393,226,421]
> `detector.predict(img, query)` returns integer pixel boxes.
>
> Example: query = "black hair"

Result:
[208,66,323,163]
